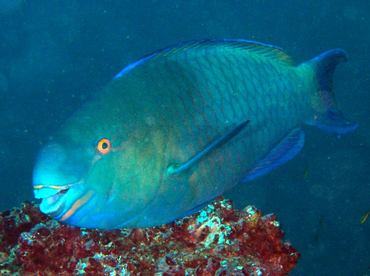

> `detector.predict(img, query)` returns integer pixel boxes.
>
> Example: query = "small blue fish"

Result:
[33,39,357,229]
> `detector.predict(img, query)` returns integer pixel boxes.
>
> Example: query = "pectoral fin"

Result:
[167,120,250,175]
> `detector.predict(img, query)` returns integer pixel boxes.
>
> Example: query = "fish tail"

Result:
[306,49,358,135]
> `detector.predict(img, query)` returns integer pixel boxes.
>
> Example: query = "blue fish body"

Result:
[33,40,357,229]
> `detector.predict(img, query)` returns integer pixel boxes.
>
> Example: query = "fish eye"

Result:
[96,138,111,154]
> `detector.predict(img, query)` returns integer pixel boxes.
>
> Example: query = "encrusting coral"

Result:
[0,197,299,275]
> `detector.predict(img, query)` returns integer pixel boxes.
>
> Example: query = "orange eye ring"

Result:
[97,138,111,154]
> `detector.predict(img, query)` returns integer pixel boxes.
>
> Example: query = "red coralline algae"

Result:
[0,197,300,275]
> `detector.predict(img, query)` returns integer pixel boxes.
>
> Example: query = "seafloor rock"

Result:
[0,197,299,275]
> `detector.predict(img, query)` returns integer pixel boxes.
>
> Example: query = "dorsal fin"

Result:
[201,39,293,66]
[114,39,293,78]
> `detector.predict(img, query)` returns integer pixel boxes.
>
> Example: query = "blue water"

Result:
[0,1,369,275]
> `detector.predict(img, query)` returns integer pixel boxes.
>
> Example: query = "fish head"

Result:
[33,91,168,229]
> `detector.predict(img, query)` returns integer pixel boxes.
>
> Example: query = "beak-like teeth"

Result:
[43,188,68,205]
[33,184,71,199]
[37,187,69,218]
[34,187,60,199]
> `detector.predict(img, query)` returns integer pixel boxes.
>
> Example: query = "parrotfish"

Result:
[33,39,357,229]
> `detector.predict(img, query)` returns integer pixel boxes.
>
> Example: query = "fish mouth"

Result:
[34,185,73,218]
[44,187,69,204]
[43,188,69,217]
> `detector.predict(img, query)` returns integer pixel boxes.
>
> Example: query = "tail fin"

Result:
[306,49,358,135]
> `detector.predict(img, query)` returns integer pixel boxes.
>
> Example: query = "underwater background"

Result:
[0,0,368,275]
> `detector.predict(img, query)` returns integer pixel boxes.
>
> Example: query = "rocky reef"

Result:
[0,197,299,275]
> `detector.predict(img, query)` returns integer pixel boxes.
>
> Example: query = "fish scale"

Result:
[33,39,357,229]
[142,46,301,204]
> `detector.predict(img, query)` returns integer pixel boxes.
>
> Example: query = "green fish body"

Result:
[33,40,357,229]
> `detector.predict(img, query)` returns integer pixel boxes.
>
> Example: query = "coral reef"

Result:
[0,197,299,275]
